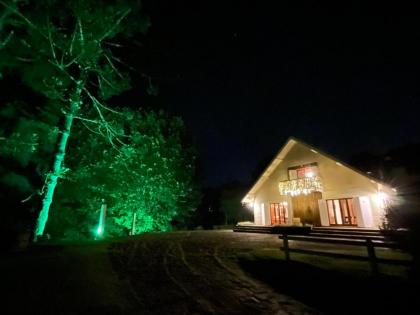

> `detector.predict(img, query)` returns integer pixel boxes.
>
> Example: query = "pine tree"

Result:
[0,0,149,240]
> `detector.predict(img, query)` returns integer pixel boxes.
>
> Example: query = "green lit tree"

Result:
[47,109,200,238]
[0,0,149,240]
[0,100,61,247]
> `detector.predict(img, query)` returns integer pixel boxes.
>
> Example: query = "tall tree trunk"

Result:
[34,81,83,241]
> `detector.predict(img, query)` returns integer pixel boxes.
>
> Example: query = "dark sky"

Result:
[121,1,420,186]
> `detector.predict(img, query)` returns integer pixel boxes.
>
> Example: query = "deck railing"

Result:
[279,234,411,276]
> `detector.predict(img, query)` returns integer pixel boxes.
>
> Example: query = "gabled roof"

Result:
[242,137,394,203]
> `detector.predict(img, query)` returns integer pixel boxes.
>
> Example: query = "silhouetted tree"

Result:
[220,181,253,225]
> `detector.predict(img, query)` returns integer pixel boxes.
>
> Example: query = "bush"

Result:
[381,201,420,280]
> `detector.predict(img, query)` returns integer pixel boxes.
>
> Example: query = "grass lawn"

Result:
[1,230,418,314]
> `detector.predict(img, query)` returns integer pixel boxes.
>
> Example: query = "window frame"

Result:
[326,198,357,226]
[288,162,318,180]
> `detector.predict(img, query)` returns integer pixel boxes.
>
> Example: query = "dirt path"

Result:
[2,231,317,314]
[110,230,318,314]
[3,230,415,314]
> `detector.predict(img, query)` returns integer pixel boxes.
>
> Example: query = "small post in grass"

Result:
[283,234,290,261]
[96,199,107,240]
[366,238,378,276]
[131,212,137,236]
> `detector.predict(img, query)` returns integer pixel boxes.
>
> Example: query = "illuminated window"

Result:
[288,163,318,180]
[270,203,288,225]
[326,198,357,226]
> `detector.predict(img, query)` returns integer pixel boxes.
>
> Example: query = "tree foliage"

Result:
[0,100,60,247]
[1,0,149,101]
[0,0,150,238]
[47,109,200,238]
[1,1,201,243]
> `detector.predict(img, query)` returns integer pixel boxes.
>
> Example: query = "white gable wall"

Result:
[251,141,395,228]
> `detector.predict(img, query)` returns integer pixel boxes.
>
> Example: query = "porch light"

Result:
[373,191,390,208]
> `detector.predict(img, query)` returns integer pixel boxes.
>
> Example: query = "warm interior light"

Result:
[306,171,314,178]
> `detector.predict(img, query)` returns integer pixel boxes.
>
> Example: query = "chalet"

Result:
[242,138,396,229]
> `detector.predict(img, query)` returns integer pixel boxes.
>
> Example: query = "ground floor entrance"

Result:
[291,191,322,226]
[262,194,373,228]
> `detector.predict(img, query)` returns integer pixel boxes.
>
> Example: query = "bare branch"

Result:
[77,17,84,48]
[86,91,120,135]
[104,53,124,79]
[73,116,100,124]
[99,72,118,90]
[103,41,124,48]
[84,88,122,115]
[69,22,77,56]
[111,55,138,73]
[115,135,128,146]
[19,37,31,48]
[0,1,47,39]
[99,8,131,42]
[81,120,102,136]
[48,59,78,83]
[97,75,103,92]
[15,55,33,62]
[47,17,58,64]
[62,53,82,68]
[21,192,35,203]
[0,30,13,49]
[107,131,123,152]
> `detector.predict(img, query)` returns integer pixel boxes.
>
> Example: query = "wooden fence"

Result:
[279,234,411,275]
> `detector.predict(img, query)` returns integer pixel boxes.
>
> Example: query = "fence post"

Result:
[283,234,290,261]
[366,238,378,276]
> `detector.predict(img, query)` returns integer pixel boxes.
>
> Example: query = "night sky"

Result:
[119,2,420,186]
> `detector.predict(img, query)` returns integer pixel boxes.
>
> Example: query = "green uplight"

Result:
[97,226,103,235]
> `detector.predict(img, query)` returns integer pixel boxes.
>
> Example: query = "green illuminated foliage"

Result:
[1,104,58,166]
[0,0,150,239]
[47,109,200,238]
[0,100,61,246]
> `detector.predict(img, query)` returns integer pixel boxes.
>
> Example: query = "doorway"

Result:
[291,192,322,226]
[270,203,287,225]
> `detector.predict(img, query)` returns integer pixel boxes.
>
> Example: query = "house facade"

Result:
[242,138,396,229]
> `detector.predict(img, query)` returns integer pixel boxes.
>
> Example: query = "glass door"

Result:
[270,203,287,225]
[326,198,357,226]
